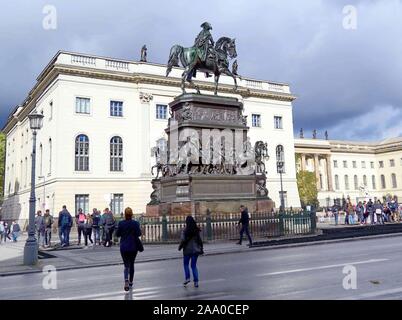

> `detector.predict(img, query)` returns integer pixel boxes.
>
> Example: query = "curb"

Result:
[2,232,402,277]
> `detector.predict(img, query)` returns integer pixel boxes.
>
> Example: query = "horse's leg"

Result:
[214,74,219,95]
[222,68,238,91]
[181,71,187,94]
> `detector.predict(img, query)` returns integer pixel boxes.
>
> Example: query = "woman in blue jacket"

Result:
[116,207,142,291]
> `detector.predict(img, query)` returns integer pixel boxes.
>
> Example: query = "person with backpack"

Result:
[91,208,101,246]
[116,207,143,291]
[102,208,116,247]
[83,214,93,247]
[43,209,54,247]
[75,208,86,245]
[11,221,21,242]
[237,205,252,246]
[58,205,73,247]
[3,222,11,242]
[178,216,203,288]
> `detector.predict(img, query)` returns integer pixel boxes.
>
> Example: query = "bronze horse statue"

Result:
[166,37,238,95]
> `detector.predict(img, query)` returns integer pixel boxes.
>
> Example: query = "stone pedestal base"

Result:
[146,198,274,216]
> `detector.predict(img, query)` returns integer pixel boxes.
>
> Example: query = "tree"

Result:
[296,170,319,208]
[0,132,5,204]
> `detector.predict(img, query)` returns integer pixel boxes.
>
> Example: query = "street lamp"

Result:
[23,111,44,265]
[277,160,285,212]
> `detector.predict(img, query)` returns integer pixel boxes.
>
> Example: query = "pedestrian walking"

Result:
[237,205,252,246]
[374,200,384,225]
[43,209,54,247]
[75,208,86,245]
[58,205,73,247]
[3,222,11,242]
[356,201,364,224]
[362,201,368,224]
[116,207,143,291]
[0,221,4,243]
[11,221,21,242]
[332,204,339,226]
[35,211,45,247]
[102,208,116,247]
[91,208,101,245]
[347,201,355,225]
[84,214,93,247]
[367,199,374,225]
[383,205,392,223]
[178,216,203,288]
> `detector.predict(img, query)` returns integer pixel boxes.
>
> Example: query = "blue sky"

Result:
[1,0,401,141]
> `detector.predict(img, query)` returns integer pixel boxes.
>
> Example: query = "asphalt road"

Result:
[1,235,402,300]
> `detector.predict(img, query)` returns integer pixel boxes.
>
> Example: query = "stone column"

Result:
[139,92,153,177]
[301,154,306,171]
[326,155,334,191]
[314,154,320,190]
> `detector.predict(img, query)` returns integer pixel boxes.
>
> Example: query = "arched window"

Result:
[110,136,123,172]
[75,135,89,171]
[335,175,339,190]
[354,175,358,190]
[372,175,376,190]
[344,175,349,190]
[381,174,386,189]
[392,173,397,188]
[276,145,285,173]
[363,175,367,187]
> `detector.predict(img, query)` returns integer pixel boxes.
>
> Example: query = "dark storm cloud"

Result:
[0,0,401,141]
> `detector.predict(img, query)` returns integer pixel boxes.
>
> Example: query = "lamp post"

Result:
[277,160,285,212]
[23,111,44,265]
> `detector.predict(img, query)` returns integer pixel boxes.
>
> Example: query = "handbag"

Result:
[136,237,144,252]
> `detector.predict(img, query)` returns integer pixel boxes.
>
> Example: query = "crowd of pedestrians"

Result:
[0,220,20,243]
[329,197,401,226]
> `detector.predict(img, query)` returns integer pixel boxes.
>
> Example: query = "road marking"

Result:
[342,287,402,300]
[94,290,160,300]
[256,258,389,277]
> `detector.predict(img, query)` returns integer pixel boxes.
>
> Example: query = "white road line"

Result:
[94,290,160,300]
[256,258,389,277]
[342,287,402,300]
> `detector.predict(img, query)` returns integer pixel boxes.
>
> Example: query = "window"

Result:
[75,135,89,171]
[381,175,386,189]
[363,175,367,187]
[48,138,52,175]
[39,144,43,176]
[372,175,376,190]
[274,116,283,129]
[335,175,340,190]
[352,161,356,168]
[252,114,261,127]
[276,145,285,173]
[110,101,123,117]
[390,159,395,167]
[333,160,338,168]
[319,174,323,190]
[343,161,347,168]
[25,157,28,187]
[75,194,89,214]
[354,175,358,190]
[344,175,349,190]
[110,136,123,172]
[75,97,90,114]
[156,104,168,119]
[379,161,384,168]
[111,194,124,215]
[370,161,374,169]
[361,161,366,169]
[392,173,397,188]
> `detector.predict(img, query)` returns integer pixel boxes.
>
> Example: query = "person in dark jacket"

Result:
[75,208,86,245]
[91,208,101,246]
[43,209,54,247]
[58,205,73,247]
[11,221,21,242]
[374,200,384,225]
[102,208,115,247]
[237,205,252,246]
[367,199,374,224]
[178,216,203,288]
[83,214,93,247]
[116,207,142,291]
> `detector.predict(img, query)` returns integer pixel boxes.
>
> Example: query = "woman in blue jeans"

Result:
[179,216,204,288]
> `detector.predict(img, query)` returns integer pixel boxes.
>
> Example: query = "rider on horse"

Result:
[194,22,216,77]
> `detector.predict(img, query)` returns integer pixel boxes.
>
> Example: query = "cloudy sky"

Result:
[0,0,401,141]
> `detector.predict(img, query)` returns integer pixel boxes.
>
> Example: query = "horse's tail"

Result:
[166,45,182,77]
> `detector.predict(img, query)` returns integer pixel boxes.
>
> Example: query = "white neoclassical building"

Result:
[1,51,301,220]
[295,137,402,206]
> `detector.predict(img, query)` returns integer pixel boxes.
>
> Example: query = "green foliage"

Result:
[296,170,319,208]
[0,132,5,203]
